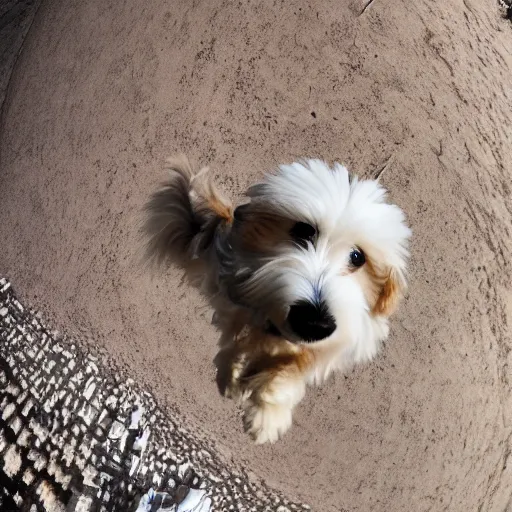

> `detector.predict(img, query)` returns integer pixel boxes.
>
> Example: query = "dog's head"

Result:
[225,159,411,346]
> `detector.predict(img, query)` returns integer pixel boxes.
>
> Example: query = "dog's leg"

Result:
[215,329,316,443]
[214,343,250,399]
[213,310,254,397]
[243,370,306,444]
[240,349,314,444]
[214,341,302,443]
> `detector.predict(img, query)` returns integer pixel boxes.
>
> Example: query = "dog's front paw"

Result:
[243,401,293,444]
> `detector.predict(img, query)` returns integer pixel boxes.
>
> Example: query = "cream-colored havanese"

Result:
[142,155,411,444]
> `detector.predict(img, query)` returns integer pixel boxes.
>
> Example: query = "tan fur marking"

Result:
[242,345,314,382]
[372,269,402,317]
[353,257,384,308]
[354,257,403,317]
[203,183,234,223]
[208,196,233,222]
[191,167,234,224]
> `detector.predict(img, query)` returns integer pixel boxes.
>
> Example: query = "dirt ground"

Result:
[1,0,511,510]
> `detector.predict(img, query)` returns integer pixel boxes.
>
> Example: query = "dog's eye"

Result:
[290,222,316,248]
[349,248,366,268]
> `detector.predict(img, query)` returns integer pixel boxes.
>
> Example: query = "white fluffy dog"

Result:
[143,156,411,444]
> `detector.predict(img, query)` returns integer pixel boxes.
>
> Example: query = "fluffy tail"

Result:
[142,155,233,269]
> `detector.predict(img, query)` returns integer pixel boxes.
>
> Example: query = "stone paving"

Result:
[0,277,311,511]
[498,0,512,19]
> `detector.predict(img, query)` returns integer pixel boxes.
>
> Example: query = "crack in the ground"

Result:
[359,0,378,16]
[373,155,393,180]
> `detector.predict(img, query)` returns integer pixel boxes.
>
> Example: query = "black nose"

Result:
[287,300,336,342]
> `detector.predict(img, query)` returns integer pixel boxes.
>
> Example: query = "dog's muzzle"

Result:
[286,300,336,343]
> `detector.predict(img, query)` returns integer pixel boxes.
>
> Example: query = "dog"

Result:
[142,155,411,444]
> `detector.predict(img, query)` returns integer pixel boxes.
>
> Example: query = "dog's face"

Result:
[226,159,411,345]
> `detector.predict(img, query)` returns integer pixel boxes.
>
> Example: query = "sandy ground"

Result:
[0,0,511,510]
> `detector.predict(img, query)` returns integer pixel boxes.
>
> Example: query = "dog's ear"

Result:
[231,203,291,254]
[372,268,407,317]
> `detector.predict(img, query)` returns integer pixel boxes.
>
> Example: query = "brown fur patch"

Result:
[209,196,233,222]
[353,257,384,307]
[373,271,402,316]
[235,211,294,253]
[242,346,314,382]
[192,167,234,224]
[203,184,234,223]
[354,257,404,317]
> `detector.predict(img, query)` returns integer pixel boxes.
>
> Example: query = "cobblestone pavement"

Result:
[499,0,512,19]
[0,277,311,511]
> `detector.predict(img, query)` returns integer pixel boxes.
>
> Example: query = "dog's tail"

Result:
[141,155,233,269]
